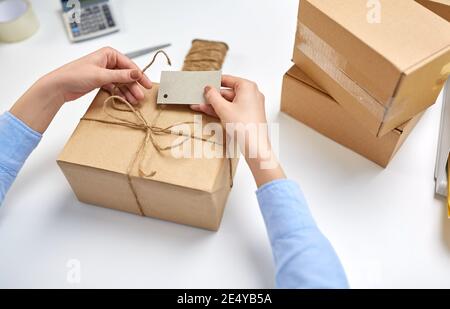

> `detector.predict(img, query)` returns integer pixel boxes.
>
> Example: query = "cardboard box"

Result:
[58,87,238,231]
[281,66,422,167]
[293,0,450,137]
[416,0,450,22]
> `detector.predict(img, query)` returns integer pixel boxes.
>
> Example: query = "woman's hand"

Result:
[191,75,286,187]
[10,47,151,134]
[47,47,152,104]
[191,75,267,126]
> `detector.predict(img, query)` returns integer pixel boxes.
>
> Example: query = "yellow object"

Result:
[448,155,450,218]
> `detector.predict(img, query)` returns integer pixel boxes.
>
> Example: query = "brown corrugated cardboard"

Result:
[58,86,238,231]
[416,0,450,21]
[293,0,450,137]
[281,66,422,167]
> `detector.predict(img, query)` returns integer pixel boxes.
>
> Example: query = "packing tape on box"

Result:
[0,0,39,43]
[295,22,388,122]
[296,22,450,124]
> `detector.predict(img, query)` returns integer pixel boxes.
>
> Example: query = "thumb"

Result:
[204,86,230,119]
[99,69,142,85]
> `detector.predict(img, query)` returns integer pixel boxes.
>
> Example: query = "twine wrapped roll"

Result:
[182,39,229,71]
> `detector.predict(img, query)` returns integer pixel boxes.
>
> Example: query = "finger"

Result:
[119,85,137,104]
[104,47,153,89]
[102,84,126,99]
[200,104,220,119]
[190,105,201,112]
[103,80,138,103]
[139,75,153,90]
[190,104,219,119]
[204,86,230,118]
[99,68,142,86]
[104,86,126,100]
[104,47,139,70]
[126,82,145,102]
[221,89,236,101]
[222,75,259,97]
[102,84,115,95]
[115,87,127,100]
[221,74,247,89]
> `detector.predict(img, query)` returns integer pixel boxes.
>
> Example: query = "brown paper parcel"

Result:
[57,86,238,231]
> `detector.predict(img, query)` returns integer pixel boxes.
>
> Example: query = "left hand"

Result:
[44,46,152,105]
[10,47,152,134]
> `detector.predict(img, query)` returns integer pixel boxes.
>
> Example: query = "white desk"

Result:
[0,0,449,289]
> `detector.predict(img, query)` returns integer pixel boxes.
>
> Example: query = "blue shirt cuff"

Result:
[0,112,42,176]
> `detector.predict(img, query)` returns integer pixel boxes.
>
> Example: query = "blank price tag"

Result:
[157,71,221,105]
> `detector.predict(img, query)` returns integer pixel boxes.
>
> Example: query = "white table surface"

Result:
[0,0,449,289]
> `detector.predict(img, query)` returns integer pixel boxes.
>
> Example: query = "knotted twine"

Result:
[81,50,233,217]
[182,39,229,71]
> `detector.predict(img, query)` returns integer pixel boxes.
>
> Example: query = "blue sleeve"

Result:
[257,179,348,289]
[0,112,42,205]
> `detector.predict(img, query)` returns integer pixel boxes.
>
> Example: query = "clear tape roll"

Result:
[0,0,39,43]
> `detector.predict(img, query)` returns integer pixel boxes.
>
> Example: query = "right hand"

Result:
[190,75,270,160]
[191,75,267,128]
[191,75,286,187]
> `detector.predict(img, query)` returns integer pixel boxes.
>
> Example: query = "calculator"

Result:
[61,0,119,43]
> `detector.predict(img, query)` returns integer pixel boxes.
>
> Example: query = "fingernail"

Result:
[144,74,152,87]
[131,70,141,80]
[204,86,212,94]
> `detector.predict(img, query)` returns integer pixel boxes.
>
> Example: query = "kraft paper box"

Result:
[281,66,422,167]
[293,0,450,137]
[416,0,450,22]
[58,86,238,231]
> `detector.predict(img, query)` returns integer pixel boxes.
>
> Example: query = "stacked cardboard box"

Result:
[281,0,450,167]
[416,0,450,21]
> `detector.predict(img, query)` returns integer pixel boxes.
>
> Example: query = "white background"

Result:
[0,0,449,289]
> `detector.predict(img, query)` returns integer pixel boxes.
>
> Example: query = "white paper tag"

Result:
[157,71,222,105]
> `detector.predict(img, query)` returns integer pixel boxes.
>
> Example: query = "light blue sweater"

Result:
[0,111,348,289]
